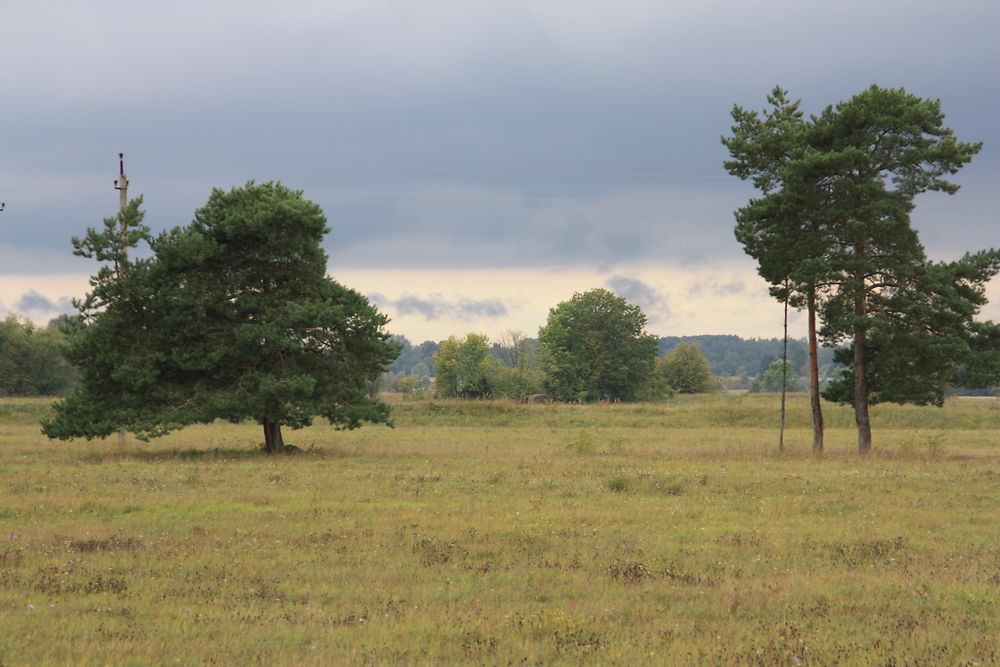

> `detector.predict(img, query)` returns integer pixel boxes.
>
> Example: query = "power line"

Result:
[130,151,731,180]
[0,181,106,192]
[142,178,715,207]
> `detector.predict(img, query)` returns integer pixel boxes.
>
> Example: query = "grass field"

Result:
[1,394,998,664]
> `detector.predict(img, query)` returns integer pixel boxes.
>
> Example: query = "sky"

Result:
[2,0,998,344]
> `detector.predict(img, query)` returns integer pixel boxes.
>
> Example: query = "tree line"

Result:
[378,333,838,396]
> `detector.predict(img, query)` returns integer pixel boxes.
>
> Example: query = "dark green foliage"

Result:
[823,250,1000,406]
[723,87,826,296]
[957,321,1000,392]
[538,288,658,402]
[0,316,76,396]
[44,183,398,452]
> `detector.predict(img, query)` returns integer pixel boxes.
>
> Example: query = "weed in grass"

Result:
[899,431,946,458]
[412,537,468,566]
[565,432,596,454]
[607,477,628,492]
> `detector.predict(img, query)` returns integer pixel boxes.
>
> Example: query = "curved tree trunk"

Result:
[807,289,824,453]
[263,420,285,454]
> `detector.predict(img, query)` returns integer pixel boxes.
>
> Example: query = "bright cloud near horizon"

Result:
[2,1,998,344]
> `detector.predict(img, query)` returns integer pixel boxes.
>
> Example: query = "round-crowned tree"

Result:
[537,288,658,402]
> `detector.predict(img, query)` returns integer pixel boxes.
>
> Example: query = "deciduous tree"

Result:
[0,316,75,396]
[433,333,497,399]
[537,288,658,402]
[761,359,803,393]
[657,342,716,394]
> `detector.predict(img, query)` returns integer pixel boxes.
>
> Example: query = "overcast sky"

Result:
[3,0,998,342]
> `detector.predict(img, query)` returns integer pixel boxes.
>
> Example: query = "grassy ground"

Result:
[1,394,998,664]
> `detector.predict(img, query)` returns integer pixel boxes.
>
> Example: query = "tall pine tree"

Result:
[724,87,829,452]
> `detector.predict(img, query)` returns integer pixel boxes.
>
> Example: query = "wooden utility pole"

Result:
[114,153,128,446]
[114,153,129,277]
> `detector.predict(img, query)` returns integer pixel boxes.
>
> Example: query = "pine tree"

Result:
[809,86,983,452]
[723,87,828,452]
[44,182,398,453]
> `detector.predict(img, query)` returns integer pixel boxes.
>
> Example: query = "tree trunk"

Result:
[853,319,873,454]
[779,286,788,453]
[807,289,824,453]
[262,420,285,454]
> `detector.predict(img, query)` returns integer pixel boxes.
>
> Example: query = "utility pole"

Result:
[114,153,128,446]
[114,153,129,278]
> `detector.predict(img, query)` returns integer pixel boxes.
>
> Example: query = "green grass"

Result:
[1,394,998,664]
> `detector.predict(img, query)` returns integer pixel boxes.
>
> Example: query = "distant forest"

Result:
[389,334,839,382]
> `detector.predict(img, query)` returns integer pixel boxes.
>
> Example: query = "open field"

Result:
[1,394,998,664]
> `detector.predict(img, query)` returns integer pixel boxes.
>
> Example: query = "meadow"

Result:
[0,394,998,665]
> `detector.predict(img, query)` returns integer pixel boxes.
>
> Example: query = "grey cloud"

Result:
[605,276,671,321]
[379,293,509,321]
[14,291,75,315]
[325,181,748,271]
[688,281,746,298]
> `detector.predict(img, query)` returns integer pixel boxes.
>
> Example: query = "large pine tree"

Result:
[44,182,399,453]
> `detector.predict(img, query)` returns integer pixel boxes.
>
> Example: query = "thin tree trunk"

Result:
[779,285,788,453]
[853,306,873,454]
[807,288,824,453]
[262,420,285,454]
